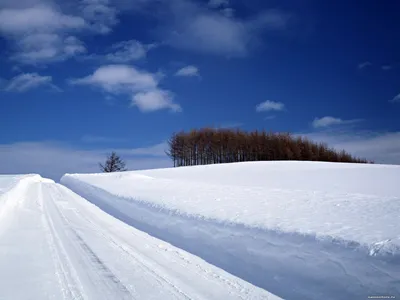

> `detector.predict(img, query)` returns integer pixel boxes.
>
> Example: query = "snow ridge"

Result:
[61,163,400,300]
[0,174,54,219]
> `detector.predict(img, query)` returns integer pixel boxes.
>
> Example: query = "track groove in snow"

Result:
[41,184,87,300]
[0,175,276,300]
[64,191,193,300]
[43,187,133,299]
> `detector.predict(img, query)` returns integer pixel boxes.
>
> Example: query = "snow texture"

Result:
[0,174,276,300]
[62,161,400,300]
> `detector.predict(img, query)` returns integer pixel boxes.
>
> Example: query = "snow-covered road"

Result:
[0,176,278,300]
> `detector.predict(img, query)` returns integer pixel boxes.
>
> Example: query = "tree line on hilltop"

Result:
[99,128,372,172]
[165,128,371,167]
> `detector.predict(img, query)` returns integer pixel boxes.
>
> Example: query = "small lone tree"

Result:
[99,151,127,172]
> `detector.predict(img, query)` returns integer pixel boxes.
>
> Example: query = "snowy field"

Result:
[62,161,400,300]
[0,174,278,300]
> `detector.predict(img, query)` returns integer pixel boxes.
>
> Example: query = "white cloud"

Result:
[256,100,285,112]
[105,40,150,62]
[0,141,172,180]
[11,33,86,64]
[81,0,118,34]
[71,65,158,92]
[175,65,200,77]
[390,93,400,103]
[358,61,372,69]
[63,36,87,56]
[0,0,118,64]
[162,0,289,57]
[132,90,181,112]
[312,116,362,128]
[4,73,59,92]
[301,131,400,165]
[0,5,85,34]
[71,65,181,112]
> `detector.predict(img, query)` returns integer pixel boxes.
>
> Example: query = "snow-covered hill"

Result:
[62,161,400,300]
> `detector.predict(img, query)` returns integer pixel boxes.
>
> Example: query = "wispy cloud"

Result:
[0,0,118,64]
[81,135,127,144]
[0,141,172,180]
[215,122,243,129]
[256,100,285,112]
[4,73,60,92]
[0,5,85,34]
[81,0,118,34]
[0,4,87,64]
[127,142,168,156]
[208,0,229,8]
[175,65,200,77]
[0,77,6,89]
[11,34,86,64]
[382,65,393,71]
[358,61,372,70]
[390,93,400,103]
[301,130,400,165]
[84,39,156,63]
[70,64,181,112]
[312,116,362,128]
[105,40,153,62]
[159,0,290,57]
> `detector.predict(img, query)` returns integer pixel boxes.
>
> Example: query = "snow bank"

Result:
[0,175,29,196]
[0,174,54,201]
[61,162,400,299]
[0,174,54,226]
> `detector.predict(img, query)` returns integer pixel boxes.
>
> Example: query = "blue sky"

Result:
[0,0,399,179]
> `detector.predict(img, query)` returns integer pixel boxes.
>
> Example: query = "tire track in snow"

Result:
[0,178,276,300]
[53,184,194,300]
[94,222,248,300]
[40,183,87,300]
[69,230,133,297]
[42,184,135,300]
[95,231,193,300]
[62,185,264,300]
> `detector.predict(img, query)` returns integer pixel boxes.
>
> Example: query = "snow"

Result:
[0,174,37,196]
[61,161,400,299]
[0,174,54,222]
[0,174,277,300]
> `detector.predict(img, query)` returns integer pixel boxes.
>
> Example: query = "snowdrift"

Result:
[61,161,400,299]
[0,174,54,214]
[0,174,54,234]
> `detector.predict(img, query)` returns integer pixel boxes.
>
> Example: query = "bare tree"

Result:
[99,151,127,172]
